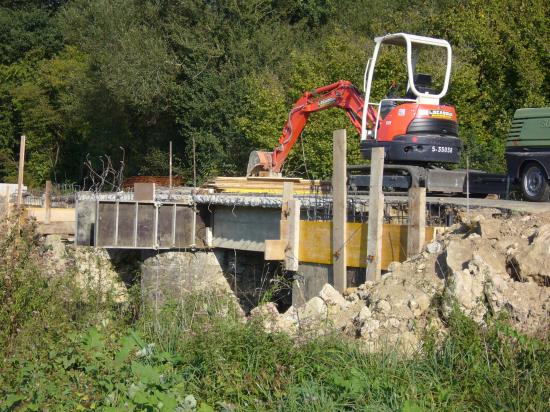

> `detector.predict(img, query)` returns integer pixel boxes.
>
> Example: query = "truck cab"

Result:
[506,108,550,201]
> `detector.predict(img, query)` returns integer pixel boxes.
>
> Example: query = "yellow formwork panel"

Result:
[298,221,435,270]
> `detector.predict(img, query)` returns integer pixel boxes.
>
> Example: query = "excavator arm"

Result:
[247,80,378,176]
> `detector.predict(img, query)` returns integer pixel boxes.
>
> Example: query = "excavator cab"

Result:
[360,33,462,164]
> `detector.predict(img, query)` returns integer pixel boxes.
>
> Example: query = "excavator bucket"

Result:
[246,150,273,176]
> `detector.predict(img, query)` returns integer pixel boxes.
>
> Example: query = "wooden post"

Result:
[3,187,9,217]
[264,182,294,262]
[281,181,294,241]
[407,186,426,257]
[169,141,173,189]
[192,135,197,188]
[332,129,347,292]
[44,180,52,224]
[17,135,26,206]
[366,147,385,281]
[285,198,300,271]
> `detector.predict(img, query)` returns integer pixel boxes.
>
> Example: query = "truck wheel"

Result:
[521,163,550,202]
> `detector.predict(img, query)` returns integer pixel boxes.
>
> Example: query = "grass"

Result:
[0,213,549,411]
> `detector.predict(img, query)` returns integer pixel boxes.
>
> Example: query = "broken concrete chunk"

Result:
[356,306,372,324]
[375,299,391,314]
[478,219,501,239]
[297,297,327,321]
[507,224,550,285]
[360,319,380,336]
[445,239,473,273]
[386,261,402,272]
[426,241,442,254]
[318,283,349,309]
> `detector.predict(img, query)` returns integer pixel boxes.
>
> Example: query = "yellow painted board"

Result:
[298,221,434,270]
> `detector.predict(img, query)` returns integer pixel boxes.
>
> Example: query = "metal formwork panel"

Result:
[96,202,116,246]
[136,203,155,247]
[90,200,197,249]
[117,202,136,247]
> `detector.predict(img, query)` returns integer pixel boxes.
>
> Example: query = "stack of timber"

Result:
[204,176,331,195]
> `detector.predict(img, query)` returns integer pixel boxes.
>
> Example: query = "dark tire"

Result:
[521,163,550,202]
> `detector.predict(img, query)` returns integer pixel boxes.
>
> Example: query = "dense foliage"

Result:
[0,0,549,186]
[1,215,549,410]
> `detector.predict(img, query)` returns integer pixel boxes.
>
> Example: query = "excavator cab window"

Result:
[406,73,433,99]
[380,81,401,119]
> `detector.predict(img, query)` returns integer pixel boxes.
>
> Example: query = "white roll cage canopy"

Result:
[360,33,453,141]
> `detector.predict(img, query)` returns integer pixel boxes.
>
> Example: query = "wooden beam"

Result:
[407,186,426,257]
[37,221,74,235]
[285,198,300,271]
[264,182,293,261]
[366,147,385,282]
[3,187,9,217]
[44,180,52,224]
[332,129,347,292]
[17,135,26,206]
[280,181,294,242]
[265,239,286,260]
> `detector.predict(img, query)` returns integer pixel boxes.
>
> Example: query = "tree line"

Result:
[0,0,548,187]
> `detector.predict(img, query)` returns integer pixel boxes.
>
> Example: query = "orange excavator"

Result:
[246,80,379,176]
[246,33,487,193]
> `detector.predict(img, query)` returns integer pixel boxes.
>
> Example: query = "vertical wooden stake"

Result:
[332,129,347,292]
[265,182,294,261]
[407,187,426,257]
[44,180,52,224]
[285,198,300,271]
[3,187,9,217]
[366,147,385,282]
[192,135,197,188]
[169,141,173,189]
[17,135,26,206]
[280,181,294,241]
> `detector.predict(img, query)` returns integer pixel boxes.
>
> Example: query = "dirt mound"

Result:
[252,210,550,352]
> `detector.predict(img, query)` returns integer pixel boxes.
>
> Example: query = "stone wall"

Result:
[140,249,290,313]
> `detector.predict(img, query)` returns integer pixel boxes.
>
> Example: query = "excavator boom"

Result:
[247,80,377,176]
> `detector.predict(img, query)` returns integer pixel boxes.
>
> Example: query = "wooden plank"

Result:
[366,147,385,281]
[25,207,75,222]
[204,176,331,195]
[37,221,74,235]
[44,180,52,224]
[248,177,302,183]
[332,129,347,292]
[298,221,435,269]
[285,199,300,271]
[407,187,427,257]
[265,239,286,260]
[17,135,25,206]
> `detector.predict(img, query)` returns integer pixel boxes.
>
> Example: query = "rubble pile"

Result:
[44,234,129,303]
[252,210,550,352]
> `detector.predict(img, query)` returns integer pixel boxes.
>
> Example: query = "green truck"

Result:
[506,108,550,201]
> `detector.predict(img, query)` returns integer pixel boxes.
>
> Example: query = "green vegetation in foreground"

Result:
[1,215,549,411]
